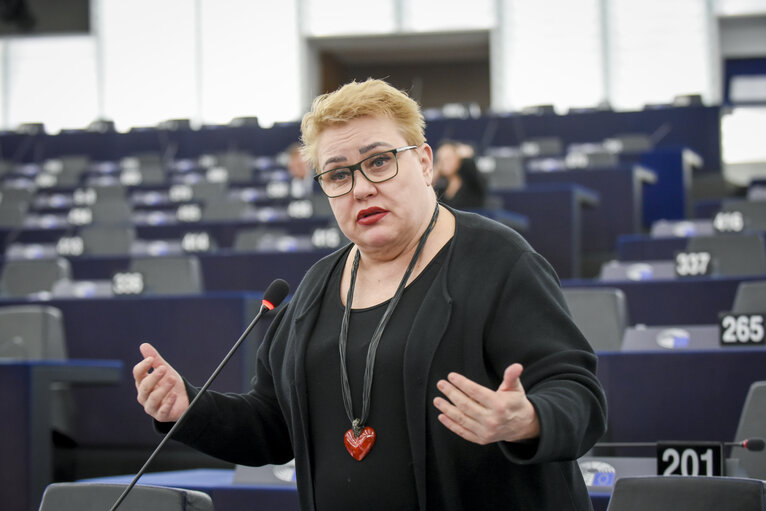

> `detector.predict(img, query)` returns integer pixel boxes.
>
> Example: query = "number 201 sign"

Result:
[657,442,723,476]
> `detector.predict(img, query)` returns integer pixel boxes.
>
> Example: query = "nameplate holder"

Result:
[112,271,145,295]
[719,312,765,346]
[657,442,723,476]
[674,251,713,278]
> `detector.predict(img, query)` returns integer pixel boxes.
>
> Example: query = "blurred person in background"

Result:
[433,140,488,209]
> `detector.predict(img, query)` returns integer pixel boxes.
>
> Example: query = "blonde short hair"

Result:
[300,79,426,170]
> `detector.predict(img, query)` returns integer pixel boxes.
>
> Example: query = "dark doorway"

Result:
[311,30,490,111]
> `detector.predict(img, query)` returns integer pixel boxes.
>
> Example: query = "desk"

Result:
[563,275,764,326]
[617,231,766,264]
[0,359,122,511]
[81,468,610,511]
[639,147,702,226]
[0,293,266,448]
[47,250,330,293]
[526,165,657,253]
[425,105,721,172]
[597,350,766,445]
[0,217,333,254]
[616,234,687,261]
[492,183,599,278]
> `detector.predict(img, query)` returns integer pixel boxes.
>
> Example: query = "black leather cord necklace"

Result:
[338,202,440,461]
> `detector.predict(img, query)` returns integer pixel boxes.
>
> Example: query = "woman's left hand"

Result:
[433,363,540,445]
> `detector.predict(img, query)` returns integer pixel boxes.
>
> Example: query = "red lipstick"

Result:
[356,207,388,225]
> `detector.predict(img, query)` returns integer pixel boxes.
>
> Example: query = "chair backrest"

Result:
[309,194,333,218]
[129,256,204,295]
[215,150,252,172]
[0,305,74,438]
[0,186,34,203]
[0,201,29,228]
[80,225,136,255]
[562,287,629,351]
[0,305,67,359]
[201,199,248,221]
[56,155,90,175]
[38,483,214,511]
[732,381,766,480]
[90,199,133,224]
[482,155,525,190]
[732,280,766,314]
[191,181,227,202]
[233,227,289,252]
[686,234,766,277]
[0,258,71,297]
[721,200,766,231]
[606,476,766,511]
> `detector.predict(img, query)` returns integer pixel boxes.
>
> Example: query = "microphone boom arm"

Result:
[109,279,289,511]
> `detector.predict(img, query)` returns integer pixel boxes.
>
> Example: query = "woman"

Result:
[433,140,487,209]
[134,79,607,510]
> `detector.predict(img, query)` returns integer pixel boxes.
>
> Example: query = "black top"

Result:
[170,208,606,511]
[306,243,449,510]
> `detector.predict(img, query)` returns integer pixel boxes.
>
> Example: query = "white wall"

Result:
[0,0,763,133]
[3,36,98,131]
[494,0,605,113]
[0,0,304,132]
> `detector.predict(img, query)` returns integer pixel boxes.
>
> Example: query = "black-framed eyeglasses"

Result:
[313,145,418,198]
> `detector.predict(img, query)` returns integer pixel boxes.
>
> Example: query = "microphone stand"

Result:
[109,301,274,511]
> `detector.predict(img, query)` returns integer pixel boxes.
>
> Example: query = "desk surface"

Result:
[82,468,610,511]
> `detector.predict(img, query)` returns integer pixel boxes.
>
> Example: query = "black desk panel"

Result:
[0,360,122,511]
[0,294,267,448]
[563,275,763,326]
[597,350,766,445]
[492,183,599,278]
[526,166,656,253]
[616,234,687,261]
[0,217,333,254]
[50,249,330,293]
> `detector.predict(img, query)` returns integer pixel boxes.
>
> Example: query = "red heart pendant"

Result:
[343,426,376,461]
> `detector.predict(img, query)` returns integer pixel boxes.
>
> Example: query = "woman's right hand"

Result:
[133,342,189,423]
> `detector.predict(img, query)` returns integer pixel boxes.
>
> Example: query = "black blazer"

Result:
[171,207,607,510]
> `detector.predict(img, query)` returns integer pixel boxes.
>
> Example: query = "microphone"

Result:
[735,438,765,452]
[594,438,766,452]
[109,278,290,511]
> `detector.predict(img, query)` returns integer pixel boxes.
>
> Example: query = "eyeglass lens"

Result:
[318,149,398,196]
